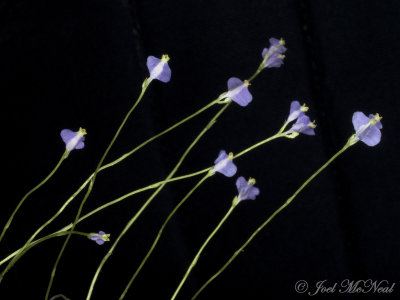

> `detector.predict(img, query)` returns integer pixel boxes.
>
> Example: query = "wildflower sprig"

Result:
[171,177,260,300]
[191,112,383,299]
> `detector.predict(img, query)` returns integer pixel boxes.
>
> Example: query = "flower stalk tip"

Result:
[60,128,87,152]
[213,150,237,177]
[89,231,111,246]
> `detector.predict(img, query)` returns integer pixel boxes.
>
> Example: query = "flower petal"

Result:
[359,125,382,146]
[214,150,228,164]
[218,160,237,177]
[60,129,76,144]
[146,56,161,74]
[235,176,247,192]
[352,111,370,132]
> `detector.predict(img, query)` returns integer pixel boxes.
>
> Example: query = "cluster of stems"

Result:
[0,41,366,300]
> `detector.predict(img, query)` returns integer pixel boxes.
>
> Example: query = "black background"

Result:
[0,0,399,299]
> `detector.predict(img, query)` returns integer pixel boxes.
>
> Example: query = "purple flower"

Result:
[60,127,87,151]
[213,150,237,177]
[225,77,252,107]
[147,54,171,83]
[261,38,287,68]
[89,231,110,245]
[287,100,309,124]
[236,176,260,203]
[352,112,382,146]
[289,115,316,136]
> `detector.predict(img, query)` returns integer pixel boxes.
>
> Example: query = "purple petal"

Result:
[235,176,247,192]
[147,56,171,83]
[75,140,85,149]
[266,53,284,68]
[218,160,237,177]
[352,112,370,132]
[246,186,260,200]
[60,129,76,144]
[98,231,105,235]
[289,101,301,115]
[157,63,171,83]
[96,239,105,245]
[227,77,243,90]
[214,150,228,164]
[226,77,252,107]
[269,37,281,47]
[359,125,382,146]
[300,126,315,136]
[146,56,161,74]
[90,235,98,241]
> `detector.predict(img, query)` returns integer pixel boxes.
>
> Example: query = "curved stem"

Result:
[191,144,350,300]
[44,79,150,300]
[0,151,68,244]
[0,170,210,274]
[172,203,236,300]
[119,172,212,300]
[0,129,284,268]
[86,102,230,300]
[3,99,219,271]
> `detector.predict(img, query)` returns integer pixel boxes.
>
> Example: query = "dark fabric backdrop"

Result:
[0,0,399,299]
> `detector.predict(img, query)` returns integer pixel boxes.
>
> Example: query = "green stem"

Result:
[191,144,350,300]
[119,172,212,300]
[44,79,150,300]
[86,103,230,300]
[234,133,283,159]
[0,129,284,268]
[0,230,88,282]
[4,99,219,268]
[0,170,210,279]
[172,202,237,300]
[0,150,68,244]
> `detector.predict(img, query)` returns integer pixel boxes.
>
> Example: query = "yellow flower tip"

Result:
[248,178,256,185]
[300,103,309,112]
[228,152,234,160]
[309,120,317,128]
[244,80,251,87]
[278,54,286,59]
[101,233,110,242]
[161,54,170,62]
[279,38,285,46]
[370,113,382,125]
[78,127,87,137]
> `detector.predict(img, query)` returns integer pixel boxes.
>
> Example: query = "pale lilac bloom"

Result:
[352,112,382,146]
[147,54,171,83]
[261,38,287,68]
[60,127,87,151]
[89,231,110,245]
[236,176,260,202]
[213,150,237,177]
[287,100,309,124]
[225,77,252,107]
[290,115,316,136]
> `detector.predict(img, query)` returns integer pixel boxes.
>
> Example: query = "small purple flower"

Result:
[89,231,110,245]
[289,115,316,136]
[236,176,260,203]
[224,77,252,107]
[286,100,309,124]
[213,150,237,177]
[60,127,87,151]
[147,54,171,83]
[261,38,287,68]
[352,112,382,146]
